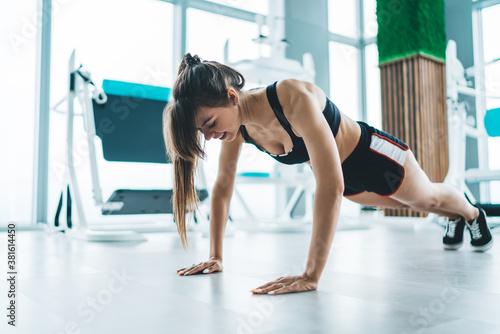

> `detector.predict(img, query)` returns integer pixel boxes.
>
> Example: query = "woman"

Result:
[163,54,493,295]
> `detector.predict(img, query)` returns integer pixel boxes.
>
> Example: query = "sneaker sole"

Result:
[471,239,493,252]
[443,242,463,250]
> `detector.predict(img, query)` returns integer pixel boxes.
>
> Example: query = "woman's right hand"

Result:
[177,258,223,276]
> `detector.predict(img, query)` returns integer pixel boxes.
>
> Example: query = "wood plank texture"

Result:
[380,54,448,217]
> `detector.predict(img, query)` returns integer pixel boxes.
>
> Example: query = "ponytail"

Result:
[163,53,245,251]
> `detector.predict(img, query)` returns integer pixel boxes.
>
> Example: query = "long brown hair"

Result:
[163,53,245,251]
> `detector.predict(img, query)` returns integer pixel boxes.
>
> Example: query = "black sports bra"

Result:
[239,81,341,165]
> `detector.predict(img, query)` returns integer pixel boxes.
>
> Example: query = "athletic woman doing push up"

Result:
[163,54,493,295]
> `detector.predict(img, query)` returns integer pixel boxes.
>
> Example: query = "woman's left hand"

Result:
[250,273,318,295]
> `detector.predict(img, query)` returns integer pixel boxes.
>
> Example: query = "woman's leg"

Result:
[389,150,479,221]
[345,191,409,209]
[345,188,466,218]
[345,149,491,251]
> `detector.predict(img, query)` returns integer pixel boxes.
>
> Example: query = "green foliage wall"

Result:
[377,0,446,63]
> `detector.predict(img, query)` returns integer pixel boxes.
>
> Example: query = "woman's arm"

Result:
[209,135,243,261]
[179,134,242,276]
[251,80,344,294]
[289,80,344,281]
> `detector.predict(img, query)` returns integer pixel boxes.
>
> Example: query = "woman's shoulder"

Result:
[276,79,324,100]
[275,79,326,114]
[275,78,315,93]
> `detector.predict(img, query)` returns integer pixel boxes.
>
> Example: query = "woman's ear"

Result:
[227,88,239,105]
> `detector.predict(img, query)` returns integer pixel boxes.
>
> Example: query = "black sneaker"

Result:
[443,216,466,250]
[466,207,493,252]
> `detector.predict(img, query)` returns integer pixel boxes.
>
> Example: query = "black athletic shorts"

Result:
[342,121,409,197]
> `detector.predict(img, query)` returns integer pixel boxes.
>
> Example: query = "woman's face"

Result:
[195,103,240,142]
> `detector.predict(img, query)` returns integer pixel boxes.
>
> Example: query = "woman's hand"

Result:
[250,273,318,295]
[177,258,223,276]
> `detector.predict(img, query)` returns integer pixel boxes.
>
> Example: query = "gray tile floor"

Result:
[1,217,500,334]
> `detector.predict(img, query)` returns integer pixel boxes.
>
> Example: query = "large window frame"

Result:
[33,0,497,227]
[32,0,52,229]
[171,0,267,76]
[30,0,269,227]
[328,0,376,122]
[471,0,500,202]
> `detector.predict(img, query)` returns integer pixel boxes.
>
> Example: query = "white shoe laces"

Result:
[446,218,461,238]
[447,223,457,238]
[468,220,483,240]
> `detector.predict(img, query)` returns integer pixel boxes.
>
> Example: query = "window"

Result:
[186,8,262,63]
[0,0,38,225]
[328,0,379,123]
[186,6,275,180]
[48,0,174,221]
[481,3,500,202]
[186,5,280,218]
[187,9,259,63]
[329,42,360,120]
[365,43,381,129]
[204,0,269,15]
[482,4,500,69]
[51,0,174,89]
[364,0,377,38]
[328,0,358,38]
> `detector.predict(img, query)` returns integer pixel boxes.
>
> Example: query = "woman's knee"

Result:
[408,186,441,211]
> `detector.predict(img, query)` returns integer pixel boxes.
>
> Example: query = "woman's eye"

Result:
[209,121,216,128]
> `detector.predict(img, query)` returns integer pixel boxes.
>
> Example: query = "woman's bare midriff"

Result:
[301,111,361,166]
[333,112,362,163]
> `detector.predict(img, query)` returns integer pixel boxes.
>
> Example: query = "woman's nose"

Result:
[204,131,213,141]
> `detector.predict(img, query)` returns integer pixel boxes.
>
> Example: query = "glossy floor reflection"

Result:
[1,217,500,334]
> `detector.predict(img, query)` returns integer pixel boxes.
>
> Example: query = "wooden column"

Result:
[380,53,448,217]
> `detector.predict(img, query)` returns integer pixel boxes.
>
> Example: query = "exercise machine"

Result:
[51,50,210,241]
[444,40,500,227]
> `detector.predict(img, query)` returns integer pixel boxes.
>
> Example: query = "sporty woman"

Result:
[163,54,493,295]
